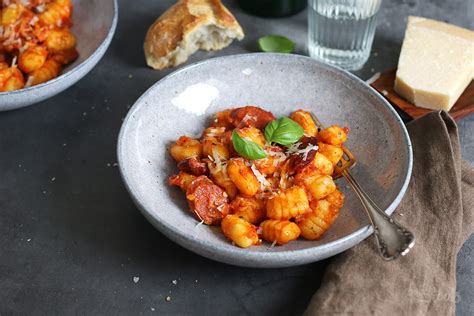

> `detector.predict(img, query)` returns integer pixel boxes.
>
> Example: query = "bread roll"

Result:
[144,0,244,70]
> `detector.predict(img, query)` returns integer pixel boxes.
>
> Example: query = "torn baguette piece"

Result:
[144,0,244,70]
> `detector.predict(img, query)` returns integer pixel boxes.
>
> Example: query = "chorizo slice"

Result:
[290,136,318,173]
[231,106,276,129]
[177,157,208,176]
[186,176,229,225]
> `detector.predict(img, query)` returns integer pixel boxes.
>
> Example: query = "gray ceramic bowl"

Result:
[0,0,118,111]
[117,53,413,268]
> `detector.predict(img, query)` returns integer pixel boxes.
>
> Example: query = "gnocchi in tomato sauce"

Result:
[0,0,78,92]
[168,106,350,248]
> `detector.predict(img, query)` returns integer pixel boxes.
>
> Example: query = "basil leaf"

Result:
[231,131,267,160]
[257,35,295,53]
[264,117,304,145]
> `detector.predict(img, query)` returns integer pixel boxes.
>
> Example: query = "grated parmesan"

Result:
[286,142,318,161]
[279,172,288,188]
[29,15,39,26]
[300,144,319,161]
[285,142,302,155]
[250,164,270,191]
[242,114,257,124]
[211,148,228,172]
[25,75,34,88]
[266,150,287,167]
[205,127,225,137]
[35,3,45,12]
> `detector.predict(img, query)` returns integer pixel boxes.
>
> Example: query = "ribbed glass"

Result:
[308,0,382,70]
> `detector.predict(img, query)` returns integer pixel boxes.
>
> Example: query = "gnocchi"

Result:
[170,136,202,162]
[206,160,238,199]
[230,195,266,224]
[236,127,266,147]
[202,136,230,161]
[168,106,350,248]
[290,109,318,137]
[259,220,301,245]
[317,142,344,166]
[169,171,197,191]
[266,186,309,220]
[221,215,259,248]
[317,125,349,147]
[296,199,340,240]
[0,65,24,92]
[18,45,48,73]
[227,158,260,197]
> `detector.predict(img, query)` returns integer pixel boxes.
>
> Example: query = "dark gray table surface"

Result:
[1,0,473,315]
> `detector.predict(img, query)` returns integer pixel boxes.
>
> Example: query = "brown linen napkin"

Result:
[305,111,474,315]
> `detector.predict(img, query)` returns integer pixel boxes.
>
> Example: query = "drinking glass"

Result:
[307,0,382,70]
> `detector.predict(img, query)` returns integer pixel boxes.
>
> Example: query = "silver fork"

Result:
[310,112,415,260]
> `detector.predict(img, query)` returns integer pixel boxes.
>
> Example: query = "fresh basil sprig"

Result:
[257,35,295,54]
[231,131,267,160]
[264,117,304,145]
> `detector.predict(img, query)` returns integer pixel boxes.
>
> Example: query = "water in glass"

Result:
[308,0,382,70]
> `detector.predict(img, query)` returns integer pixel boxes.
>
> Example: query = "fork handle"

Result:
[342,170,415,260]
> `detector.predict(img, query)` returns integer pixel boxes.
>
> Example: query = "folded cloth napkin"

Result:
[305,111,474,315]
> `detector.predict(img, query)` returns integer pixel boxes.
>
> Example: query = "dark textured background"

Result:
[0,0,472,315]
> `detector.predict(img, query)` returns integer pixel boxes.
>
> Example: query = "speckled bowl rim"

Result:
[117,53,413,267]
[0,0,118,97]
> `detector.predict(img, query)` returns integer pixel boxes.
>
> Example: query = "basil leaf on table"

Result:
[231,131,267,160]
[257,35,295,53]
[264,117,304,145]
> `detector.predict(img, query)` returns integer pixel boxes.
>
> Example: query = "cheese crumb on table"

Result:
[395,16,474,111]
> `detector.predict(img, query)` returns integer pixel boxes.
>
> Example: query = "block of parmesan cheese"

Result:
[394,16,474,111]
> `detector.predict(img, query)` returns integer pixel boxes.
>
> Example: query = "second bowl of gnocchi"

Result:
[0,0,118,111]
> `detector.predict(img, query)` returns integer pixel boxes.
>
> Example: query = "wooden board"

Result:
[370,69,474,121]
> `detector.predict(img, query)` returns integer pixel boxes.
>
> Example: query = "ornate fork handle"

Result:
[342,170,415,260]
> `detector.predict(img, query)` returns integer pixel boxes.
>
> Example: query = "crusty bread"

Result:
[144,0,244,70]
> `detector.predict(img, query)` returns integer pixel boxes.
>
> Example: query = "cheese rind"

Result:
[394,16,474,111]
